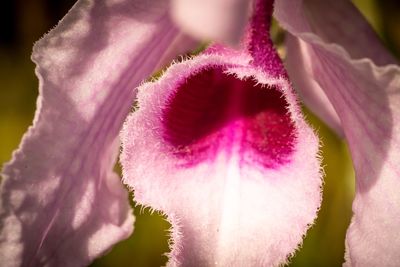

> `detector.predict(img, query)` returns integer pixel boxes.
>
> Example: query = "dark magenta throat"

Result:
[162,67,296,168]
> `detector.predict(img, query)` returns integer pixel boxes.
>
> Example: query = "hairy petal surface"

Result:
[121,50,322,266]
[171,0,251,45]
[0,1,195,266]
[275,0,400,265]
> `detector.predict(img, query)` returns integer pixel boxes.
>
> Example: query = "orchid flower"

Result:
[120,0,322,265]
[1,1,399,267]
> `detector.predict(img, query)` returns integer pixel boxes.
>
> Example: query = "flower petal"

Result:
[171,0,251,45]
[275,0,397,65]
[275,0,400,265]
[0,0,194,266]
[121,51,322,266]
[285,37,343,136]
[276,0,399,136]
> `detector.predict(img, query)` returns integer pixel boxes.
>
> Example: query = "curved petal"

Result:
[275,0,400,265]
[171,0,251,45]
[121,51,322,266]
[275,0,397,65]
[156,33,199,69]
[0,0,195,266]
[285,37,343,137]
[276,0,399,137]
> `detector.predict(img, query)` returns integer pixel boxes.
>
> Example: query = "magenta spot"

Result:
[162,67,295,168]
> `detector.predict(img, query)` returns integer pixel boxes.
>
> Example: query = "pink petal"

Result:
[285,37,343,136]
[0,1,195,266]
[276,0,399,136]
[275,0,400,265]
[156,33,199,69]
[121,50,322,266]
[275,0,397,65]
[171,0,251,45]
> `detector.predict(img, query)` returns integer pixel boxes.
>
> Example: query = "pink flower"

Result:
[121,0,321,265]
[1,0,399,266]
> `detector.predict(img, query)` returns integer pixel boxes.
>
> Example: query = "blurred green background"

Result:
[0,0,399,266]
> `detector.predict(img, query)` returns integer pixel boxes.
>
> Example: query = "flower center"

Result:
[162,67,295,168]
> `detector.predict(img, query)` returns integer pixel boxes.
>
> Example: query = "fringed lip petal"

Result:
[0,0,196,266]
[171,0,251,45]
[275,0,400,265]
[121,51,322,266]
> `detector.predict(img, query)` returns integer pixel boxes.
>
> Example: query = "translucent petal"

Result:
[276,0,399,136]
[285,36,343,136]
[0,0,194,266]
[275,0,400,265]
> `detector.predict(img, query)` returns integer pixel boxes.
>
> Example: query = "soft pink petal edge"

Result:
[0,0,196,266]
[275,0,400,265]
[284,37,344,137]
[121,50,322,266]
[276,0,399,137]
